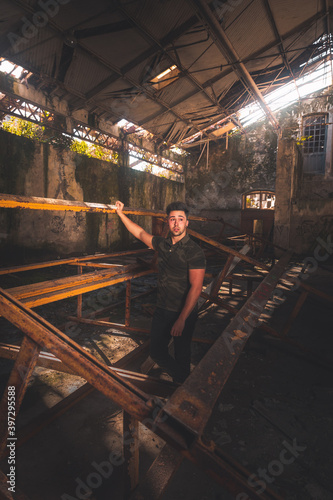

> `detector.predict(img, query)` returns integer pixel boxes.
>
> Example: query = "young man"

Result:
[115,200,206,383]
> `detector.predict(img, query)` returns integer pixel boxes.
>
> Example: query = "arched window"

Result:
[302,113,327,174]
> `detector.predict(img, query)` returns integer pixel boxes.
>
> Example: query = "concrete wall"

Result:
[185,122,277,235]
[0,130,184,260]
[274,137,333,254]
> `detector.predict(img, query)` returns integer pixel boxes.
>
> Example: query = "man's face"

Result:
[167,210,188,237]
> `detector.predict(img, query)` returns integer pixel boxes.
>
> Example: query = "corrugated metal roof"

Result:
[0,0,331,144]
[123,0,196,41]
[225,1,276,61]
[270,0,322,36]
[64,50,112,95]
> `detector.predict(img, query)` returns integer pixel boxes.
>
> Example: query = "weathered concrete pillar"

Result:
[273,138,301,253]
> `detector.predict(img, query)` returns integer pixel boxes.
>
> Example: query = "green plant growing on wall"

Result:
[1,116,44,140]
[70,140,90,156]
[0,115,119,164]
[70,140,118,163]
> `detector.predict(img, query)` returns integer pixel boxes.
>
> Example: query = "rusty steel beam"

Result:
[0,249,152,276]
[198,244,251,309]
[15,340,151,449]
[187,228,270,271]
[281,289,309,336]
[79,287,157,320]
[6,264,136,301]
[210,254,236,298]
[125,280,131,327]
[77,265,83,318]
[0,193,212,222]
[68,316,213,345]
[108,367,177,398]
[0,342,75,374]
[0,336,41,456]
[0,342,177,398]
[67,316,151,335]
[69,262,123,268]
[158,251,293,440]
[280,276,333,306]
[0,292,284,497]
[300,281,333,303]
[5,266,153,310]
[0,288,154,423]
[188,0,280,131]
[123,412,140,499]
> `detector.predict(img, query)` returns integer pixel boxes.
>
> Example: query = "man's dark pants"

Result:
[150,306,198,383]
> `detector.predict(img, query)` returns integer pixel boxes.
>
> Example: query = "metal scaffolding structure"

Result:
[0,196,332,499]
[0,92,184,177]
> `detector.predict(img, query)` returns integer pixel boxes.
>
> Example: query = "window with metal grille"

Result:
[302,114,327,174]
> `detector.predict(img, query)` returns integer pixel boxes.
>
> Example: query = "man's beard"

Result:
[170,226,186,237]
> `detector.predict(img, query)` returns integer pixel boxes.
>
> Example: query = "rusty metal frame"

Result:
[0,250,291,499]
[0,193,212,220]
[4,264,152,309]
[0,92,185,174]
[0,195,305,498]
[0,248,152,276]
[0,342,177,398]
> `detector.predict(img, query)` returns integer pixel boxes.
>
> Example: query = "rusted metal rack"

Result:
[0,194,331,499]
[0,256,290,500]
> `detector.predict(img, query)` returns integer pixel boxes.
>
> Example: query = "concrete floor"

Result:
[0,254,333,500]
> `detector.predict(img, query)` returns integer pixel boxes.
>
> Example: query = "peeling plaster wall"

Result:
[0,130,184,259]
[185,123,277,234]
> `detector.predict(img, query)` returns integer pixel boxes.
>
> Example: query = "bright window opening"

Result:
[150,65,180,90]
[243,191,276,210]
[238,60,333,128]
[302,113,327,174]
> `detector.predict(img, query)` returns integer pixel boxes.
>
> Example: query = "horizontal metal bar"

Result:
[0,342,75,374]
[6,268,153,310]
[0,249,152,276]
[0,193,212,221]
[0,342,176,397]
[67,316,150,334]
[0,290,285,497]
[6,264,136,301]
[0,336,41,456]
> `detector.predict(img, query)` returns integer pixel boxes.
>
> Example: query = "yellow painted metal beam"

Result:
[0,193,210,221]
[4,267,153,310]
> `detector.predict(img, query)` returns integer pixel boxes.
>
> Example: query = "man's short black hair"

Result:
[166,201,189,217]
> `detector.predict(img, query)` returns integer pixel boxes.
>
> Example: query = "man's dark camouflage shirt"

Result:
[152,234,206,313]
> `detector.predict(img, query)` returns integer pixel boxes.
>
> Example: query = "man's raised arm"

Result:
[115,201,154,249]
